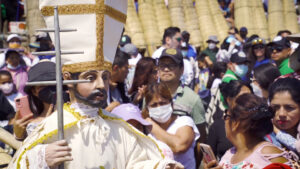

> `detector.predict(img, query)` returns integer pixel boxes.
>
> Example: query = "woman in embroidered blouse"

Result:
[267,78,300,156]
[205,94,292,169]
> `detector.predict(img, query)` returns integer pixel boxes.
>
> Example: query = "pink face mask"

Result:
[0,82,14,94]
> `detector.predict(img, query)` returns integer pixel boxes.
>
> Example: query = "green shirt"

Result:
[222,69,238,83]
[172,85,205,125]
[221,69,239,109]
[279,58,295,75]
[202,48,218,64]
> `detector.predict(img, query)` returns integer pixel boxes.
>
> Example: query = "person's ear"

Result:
[112,65,119,71]
[228,62,235,71]
[63,71,73,88]
[231,120,240,133]
[287,48,292,55]
[165,37,172,45]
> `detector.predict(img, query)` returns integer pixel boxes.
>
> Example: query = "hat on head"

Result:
[119,35,131,47]
[230,51,249,64]
[7,34,21,42]
[287,33,300,71]
[111,103,152,132]
[122,43,138,56]
[268,36,291,48]
[24,61,56,94]
[206,35,219,43]
[39,0,128,73]
[251,37,266,46]
[240,27,248,32]
[160,48,183,65]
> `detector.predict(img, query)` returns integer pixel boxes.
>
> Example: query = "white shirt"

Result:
[152,46,165,59]
[150,116,200,169]
[128,53,142,66]
[181,58,194,86]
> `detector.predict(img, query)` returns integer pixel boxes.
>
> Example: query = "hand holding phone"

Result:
[15,96,33,119]
[200,143,217,164]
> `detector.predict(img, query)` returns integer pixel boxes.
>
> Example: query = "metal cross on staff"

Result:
[28,7,90,169]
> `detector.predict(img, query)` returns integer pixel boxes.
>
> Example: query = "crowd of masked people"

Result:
[0,25,300,169]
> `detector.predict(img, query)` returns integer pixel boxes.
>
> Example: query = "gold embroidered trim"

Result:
[41,4,99,16]
[40,0,123,73]
[16,103,164,168]
[104,5,127,24]
[17,104,80,169]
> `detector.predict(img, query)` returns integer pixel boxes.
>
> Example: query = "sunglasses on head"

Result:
[252,38,264,45]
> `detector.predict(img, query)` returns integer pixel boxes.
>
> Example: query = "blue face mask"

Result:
[234,64,248,78]
[7,63,20,70]
[181,50,188,57]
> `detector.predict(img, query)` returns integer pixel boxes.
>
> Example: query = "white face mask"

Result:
[7,63,20,70]
[0,83,14,94]
[148,103,173,123]
[234,64,248,78]
[250,83,263,98]
[208,43,216,50]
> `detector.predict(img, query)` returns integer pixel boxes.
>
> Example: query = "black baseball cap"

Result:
[160,48,183,65]
[119,35,131,47]
[267,36,291,48]
[24,61,56,94]
[230,51,249,64]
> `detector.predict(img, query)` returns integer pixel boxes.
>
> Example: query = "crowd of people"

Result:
[0,2,300,169]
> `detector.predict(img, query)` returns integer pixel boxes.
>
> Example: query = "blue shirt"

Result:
[187,45,197,59]
[254,58,273,68]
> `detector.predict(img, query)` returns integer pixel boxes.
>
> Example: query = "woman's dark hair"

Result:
[269,78,300,105]
[128,58,156,95]
[27,89,44,116]
[212,62,227,79]
[248,45,271,70]
[219,80,252,106]
[142,82,172,118]
[144,82,172,105]
[229,93,274,139]
[253,63,281,90]
[0,70,12,79]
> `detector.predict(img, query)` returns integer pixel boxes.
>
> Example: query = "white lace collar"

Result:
[70,102,99,117]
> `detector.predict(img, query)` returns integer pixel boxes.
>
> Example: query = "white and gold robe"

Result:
[8,103,181,169]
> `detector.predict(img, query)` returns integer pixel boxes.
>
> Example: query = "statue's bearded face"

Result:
[71,70,110,108]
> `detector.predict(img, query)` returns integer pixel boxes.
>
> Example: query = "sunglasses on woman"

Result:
[223,109,232,120]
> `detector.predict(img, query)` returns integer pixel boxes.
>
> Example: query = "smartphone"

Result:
[15,96,33,119]
[200,143,217,163]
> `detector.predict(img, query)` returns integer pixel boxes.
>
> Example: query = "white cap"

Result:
[7,34,20,42]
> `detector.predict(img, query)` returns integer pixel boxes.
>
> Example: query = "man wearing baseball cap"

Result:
[222,51,250,83]
[158,48,206,145]
[268,36,294,75]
